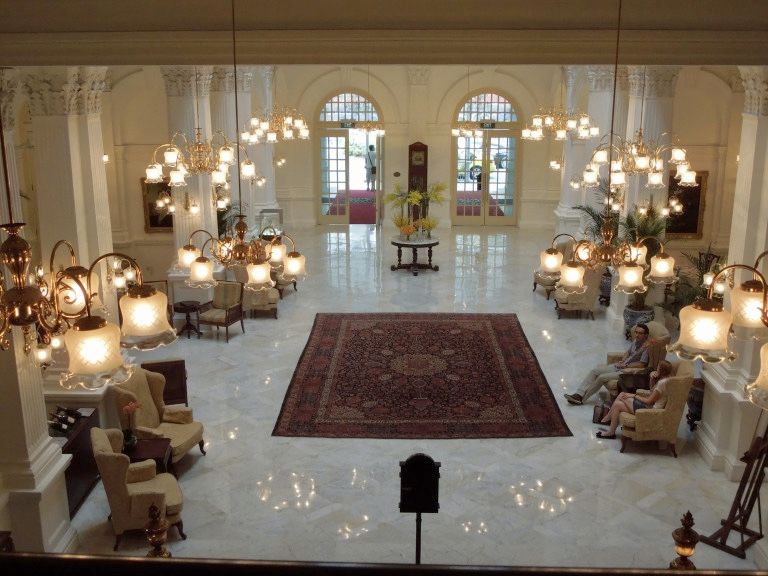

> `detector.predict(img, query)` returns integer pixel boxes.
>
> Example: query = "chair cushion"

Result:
[128,472,183,516]
[200,308,227,323]
[158,421,204,461]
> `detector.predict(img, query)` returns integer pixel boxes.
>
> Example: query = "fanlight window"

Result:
[457,93,516,123]
[320,93,379,123]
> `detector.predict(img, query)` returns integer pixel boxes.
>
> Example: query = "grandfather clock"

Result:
[408,142,428,193]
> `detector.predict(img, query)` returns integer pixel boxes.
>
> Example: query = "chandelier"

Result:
[242,107,310,144]
[177,0,307,292]
[521,109,599,142]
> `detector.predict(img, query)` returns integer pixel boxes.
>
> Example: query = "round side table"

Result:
[173,300,201,339]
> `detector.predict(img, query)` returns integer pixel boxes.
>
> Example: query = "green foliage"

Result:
[662,244,723,317]
[217,202,242,236]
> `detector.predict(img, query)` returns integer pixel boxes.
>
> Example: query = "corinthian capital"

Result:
[587,65,627,93]
[81,66,108,114]
[739,66,768,116]
[211,67,254,92]
[0,69,20,131]
[161,66,213,97]
[642,66,681,98]
[24,68,83,116]
[407,66,431,86]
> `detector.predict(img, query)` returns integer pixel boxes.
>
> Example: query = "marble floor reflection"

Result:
[73,225,756,570]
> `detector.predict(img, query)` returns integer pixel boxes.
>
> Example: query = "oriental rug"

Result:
[273,313,571,439]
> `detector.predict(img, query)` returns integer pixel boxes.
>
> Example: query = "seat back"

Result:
[91,427,130,514]
[230,265,248,284]
[581,265,604,311]
[213,281,243,309]
[631,321,671,370]
[114,369,161,429]
[658,371,693,438]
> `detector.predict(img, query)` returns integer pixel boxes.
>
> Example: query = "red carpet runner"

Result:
[273,313,572,439]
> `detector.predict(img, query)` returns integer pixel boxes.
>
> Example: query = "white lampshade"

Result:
[589,126,599,137]
[163,147,179,166]
[610,170,626,186]
[652,158,665,171]
[577,126,590,139]
[675,162,690,179]
[119,286,177,350]
[557,261,586,294]
[647,171,664,188]
[583,167,598,185]
[616,263,647,294]
[58,266,100,317]
[284,252,306,280]
[218,145,235,165]
[178,245,201,269]
[34,344,52,365]
[543,115,554,126]
[610,160,622,172]
[553,129,566,141]
[452,128,461,137]
[629,244,648,267]
[270,243,287,265]
[124,268,136,282]
[187,257,216,288]
[531,127,543,140]
[283,128,294,140]
[62,317,129,389]
[668,300,735,363]
[299,127,310,139]
[211,170,227,186]
[189,202,200,215]
[169,170,186,186]
[113,274,127,290]
[593,149,608,164]
[679,170,697,186]
[532,116,543,127]
[575,243,592,263]
[634,155,650,171]
[648,252,676,283]
[703,271,715,287]
[670,147,687,163]
[245,261,273,291]
[661,207,671,217]
[267,131,278,143]
[579,114,590,126]
[145,163,163,183]
[549,160,561,171]
[566,119,578,131]
[745,343,768,410]
[731,281,766,329]
[240,159,256,180]
[50,334,64,350]
[538,248,563,276]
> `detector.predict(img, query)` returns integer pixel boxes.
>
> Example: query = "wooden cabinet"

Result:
[60,408,100,519]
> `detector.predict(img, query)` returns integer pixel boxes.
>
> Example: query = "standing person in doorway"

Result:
[365,144,377,191]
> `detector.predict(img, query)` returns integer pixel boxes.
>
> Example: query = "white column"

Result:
[24,67,117,319]
[0,328,78,552]
[160,66,217,251]
[407,66,430,144]
[0,69,23,225]
[555,66,587,236]
[251,66,278,215]
[210,66,254,226]
[697,66,768,482]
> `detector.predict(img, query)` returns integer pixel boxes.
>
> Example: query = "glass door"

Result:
[319,131,349,224]
[452,132,517,225]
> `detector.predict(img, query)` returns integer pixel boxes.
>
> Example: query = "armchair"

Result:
[534,239,572,300]
[554,265,605,319]
[230,265,279,319]
[604,321,671,400]
[114,368,205,465]
[198,280,245,342]
[91,427,186,551]
[619,360,694,457]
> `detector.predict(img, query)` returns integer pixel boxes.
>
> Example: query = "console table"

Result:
[390,237,439,276]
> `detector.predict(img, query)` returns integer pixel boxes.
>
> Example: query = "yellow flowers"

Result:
[386,182,445,239]
[399,224,417,238]
[420,216,438,231]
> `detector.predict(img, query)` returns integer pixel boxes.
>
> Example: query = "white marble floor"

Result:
[72,225,758,570]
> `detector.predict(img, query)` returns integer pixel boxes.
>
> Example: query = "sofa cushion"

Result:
[158,421,204,462]
[199,308,227,323]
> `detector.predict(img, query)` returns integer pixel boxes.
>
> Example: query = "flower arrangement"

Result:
[385,182,445,239]
[123,401,140,431]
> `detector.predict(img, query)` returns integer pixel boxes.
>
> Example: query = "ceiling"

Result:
[1,0,767,65]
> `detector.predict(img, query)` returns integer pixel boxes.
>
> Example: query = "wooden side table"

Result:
[390,237,439,276]
[128,437,173,476]
[173,300,201,339]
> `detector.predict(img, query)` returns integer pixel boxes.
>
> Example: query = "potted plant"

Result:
[662,244,723,318]
[385,182,445,239]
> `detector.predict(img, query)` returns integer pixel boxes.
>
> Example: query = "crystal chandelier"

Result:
[242,107,310,144]
[521,109,599,142]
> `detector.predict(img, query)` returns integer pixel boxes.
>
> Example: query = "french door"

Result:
[319,131,349,224]
[452,132,517,226]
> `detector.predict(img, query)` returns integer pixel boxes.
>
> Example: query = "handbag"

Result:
[592,402,610,424]
[371,166,377,175]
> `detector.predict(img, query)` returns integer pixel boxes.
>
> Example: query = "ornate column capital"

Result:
[259,65,275,87]
[643,66,681,98]
[0,69,20,131]
[407,66,431,86]
[739,66,768,116]
[211,67,254,93]
[587,65,627,93]
[23,67,83,116]
[81,66,108,114]
[564,65,580,90]
[161,66,213,97]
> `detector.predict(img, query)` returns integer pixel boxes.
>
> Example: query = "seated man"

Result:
[564,323,650,406]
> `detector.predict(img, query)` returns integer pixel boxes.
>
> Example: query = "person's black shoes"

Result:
[564,393,583,405]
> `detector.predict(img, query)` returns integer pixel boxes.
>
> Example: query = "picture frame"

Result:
[141,178,173,234]
[665,170,707,240]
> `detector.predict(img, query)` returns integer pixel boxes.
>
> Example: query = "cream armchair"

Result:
[604,321,671,400]
[91,427,186,550]
[230,265,280,319]
[115,369,206,465]
[533,239,572,300]
[619,360,694,457]
[553,265,605,319]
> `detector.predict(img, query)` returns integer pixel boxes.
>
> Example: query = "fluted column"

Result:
[0,69,23,225]
[161,66,217,251]
[25,66,117,319]
[555,66,586,236]
[210,66,255,227]
[251,66,278,215]
[697,66,768,482]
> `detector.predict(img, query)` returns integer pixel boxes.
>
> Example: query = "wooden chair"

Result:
[198,281,245,342]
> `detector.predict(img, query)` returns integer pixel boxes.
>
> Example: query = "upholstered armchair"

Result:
[553,265,605,319]
[604,321,671,400]
[114,369,206,465]
[91,427,186,550]
[198,280,245,342]
[619,360,694,457]
[533,239,572,300]
[230,265,280,319]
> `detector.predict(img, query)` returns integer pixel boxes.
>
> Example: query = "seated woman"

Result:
[596,360,673,440]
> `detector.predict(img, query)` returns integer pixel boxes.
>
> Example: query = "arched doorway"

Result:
[317,92,384,225]
[451,92,520,226]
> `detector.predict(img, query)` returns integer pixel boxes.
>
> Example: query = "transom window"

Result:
[457,93,516,123]
[320,93,380,122]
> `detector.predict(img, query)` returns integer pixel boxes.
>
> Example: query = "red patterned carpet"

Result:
[273,313,571,439]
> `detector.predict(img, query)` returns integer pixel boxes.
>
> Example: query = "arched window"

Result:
[452,92,519,226]
[320,93,380,123]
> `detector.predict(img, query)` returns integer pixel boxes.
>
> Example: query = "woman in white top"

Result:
[596,360,672,439]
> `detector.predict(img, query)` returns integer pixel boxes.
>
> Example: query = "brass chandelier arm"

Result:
[549,233,577,250]
[82,252,143,316]
[634,236,666,251]
[707,265,768,326]
[753,250,768,271]
[186,229,216,248]
[48,239,77,274]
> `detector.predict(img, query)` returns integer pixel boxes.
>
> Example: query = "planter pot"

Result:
[622,306,654,338]
[122,429,137,453]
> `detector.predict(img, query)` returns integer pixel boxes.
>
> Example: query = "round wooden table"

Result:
[390,237,439,276]
[173,300,201,339]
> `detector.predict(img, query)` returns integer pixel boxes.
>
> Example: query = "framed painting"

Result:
[141,178,173,234]
[665,170,707,240]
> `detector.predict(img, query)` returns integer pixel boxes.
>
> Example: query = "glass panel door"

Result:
[453,136,484,225]
[485,135,516,225]
[319,132,349,224]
